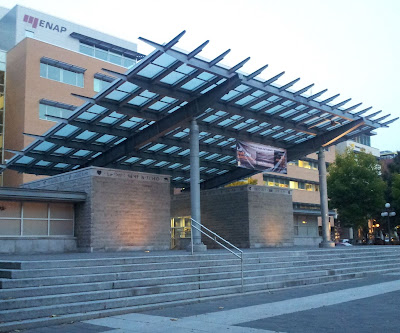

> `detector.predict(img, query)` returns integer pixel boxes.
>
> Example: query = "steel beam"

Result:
[197,123,289,148]
[200,166,256,190]
[213,102,318,136]
[287,118,365,161]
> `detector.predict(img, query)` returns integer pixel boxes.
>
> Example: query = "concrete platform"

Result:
[1,246,400,332]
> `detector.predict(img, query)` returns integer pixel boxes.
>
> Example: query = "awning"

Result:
[2,31,397,189]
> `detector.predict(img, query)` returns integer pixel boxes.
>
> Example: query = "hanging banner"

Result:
[236,141,287,174]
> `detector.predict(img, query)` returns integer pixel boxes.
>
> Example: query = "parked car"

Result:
[336,239,353,246]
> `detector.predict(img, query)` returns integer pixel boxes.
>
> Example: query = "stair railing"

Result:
[190,218,244,291]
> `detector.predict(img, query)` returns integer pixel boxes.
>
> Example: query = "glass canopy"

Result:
[2,31,397,189]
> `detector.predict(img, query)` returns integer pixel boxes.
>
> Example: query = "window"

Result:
[25,30,34,38]
[39,102,75,121]
[0,201,74,236]
[79,42,137,68]
[305,183,313,191]
[354,134,371,147]
[265,175,319,192]
[297,160,318,170]
[40,58,84,87]
[299,160,311,169]
[265,177,289,188]
[93,74,114,92]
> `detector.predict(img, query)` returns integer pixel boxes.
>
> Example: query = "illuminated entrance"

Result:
[170,216,191,250]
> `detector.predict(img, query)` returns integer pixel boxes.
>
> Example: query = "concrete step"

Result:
[0,259,365,300]
[1,247,398,270]
[0,253,240,269]
[0,268,333,323]
[2,252,399,289]
[0,257,244,279]
[246,257,400,274]
[0,288,204,322]
[2,249,399,280]
[0,296,212,333]
[0,268,331,310]
[0,248,400,331]
[0,264,374,333]
[0,266,201,288]
[0,251,400,331]
[4,259,396,311]
[0,266,388,332]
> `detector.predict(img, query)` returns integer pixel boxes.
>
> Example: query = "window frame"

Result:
[40,62,84,88]
[79,41,138,68]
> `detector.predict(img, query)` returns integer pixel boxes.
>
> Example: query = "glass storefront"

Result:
[0,201,74,236]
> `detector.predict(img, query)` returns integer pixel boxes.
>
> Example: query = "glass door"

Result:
[170,216,191,249]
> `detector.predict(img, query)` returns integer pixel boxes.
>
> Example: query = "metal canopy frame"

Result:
[2,31,397,189]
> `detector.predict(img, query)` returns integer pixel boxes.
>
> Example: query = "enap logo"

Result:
[23,14,67,33]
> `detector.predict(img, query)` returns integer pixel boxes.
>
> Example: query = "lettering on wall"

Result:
[23,14,67,33]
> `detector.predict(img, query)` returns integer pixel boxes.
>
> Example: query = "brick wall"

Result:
[23,167,171,251]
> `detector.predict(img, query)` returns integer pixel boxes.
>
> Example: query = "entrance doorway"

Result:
[170,216,191,249]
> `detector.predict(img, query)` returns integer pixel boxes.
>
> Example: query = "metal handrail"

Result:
[190,218,244,291]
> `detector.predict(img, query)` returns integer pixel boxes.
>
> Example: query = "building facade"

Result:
[0,5,143,186]
[254,148,336,245]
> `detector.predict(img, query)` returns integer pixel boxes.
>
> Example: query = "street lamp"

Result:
[381,203,396,244]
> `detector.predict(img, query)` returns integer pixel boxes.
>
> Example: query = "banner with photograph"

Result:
[236,141,287,174]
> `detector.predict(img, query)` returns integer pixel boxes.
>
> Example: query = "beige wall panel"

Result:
[292,189,320,204]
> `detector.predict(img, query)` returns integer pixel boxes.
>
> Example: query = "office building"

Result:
[0,4,144,186]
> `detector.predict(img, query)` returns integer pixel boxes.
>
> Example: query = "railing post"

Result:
[190,218,244,291]
[191,222,194,255]
[241,255,244,292]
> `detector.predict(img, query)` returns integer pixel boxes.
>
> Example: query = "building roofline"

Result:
[0,187,86,202]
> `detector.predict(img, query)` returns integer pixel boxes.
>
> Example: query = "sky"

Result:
[1,0,399,152]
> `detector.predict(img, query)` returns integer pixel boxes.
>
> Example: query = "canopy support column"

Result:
[189,119,207,252]
[318,147,335,248]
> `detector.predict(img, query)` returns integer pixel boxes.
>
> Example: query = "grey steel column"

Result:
[190,119,206,252]
[318,147,335,248]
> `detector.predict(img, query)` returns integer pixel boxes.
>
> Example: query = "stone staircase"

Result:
[1,247,400,332]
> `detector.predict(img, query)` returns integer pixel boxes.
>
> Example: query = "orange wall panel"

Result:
[4,38,126,186]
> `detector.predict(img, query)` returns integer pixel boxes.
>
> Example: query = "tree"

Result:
[226,178,258,187]
[327,149,386,230]
[392,173,400,212]
[382,152,400,227]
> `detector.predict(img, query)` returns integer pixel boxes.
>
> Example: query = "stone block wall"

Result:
[172,186,250,248]
[248,186,294,247]
[23,167,171,251]
[171,185,294,248]
[0,237,77,254]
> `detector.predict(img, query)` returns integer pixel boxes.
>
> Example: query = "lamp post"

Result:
[381,203,396,244]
